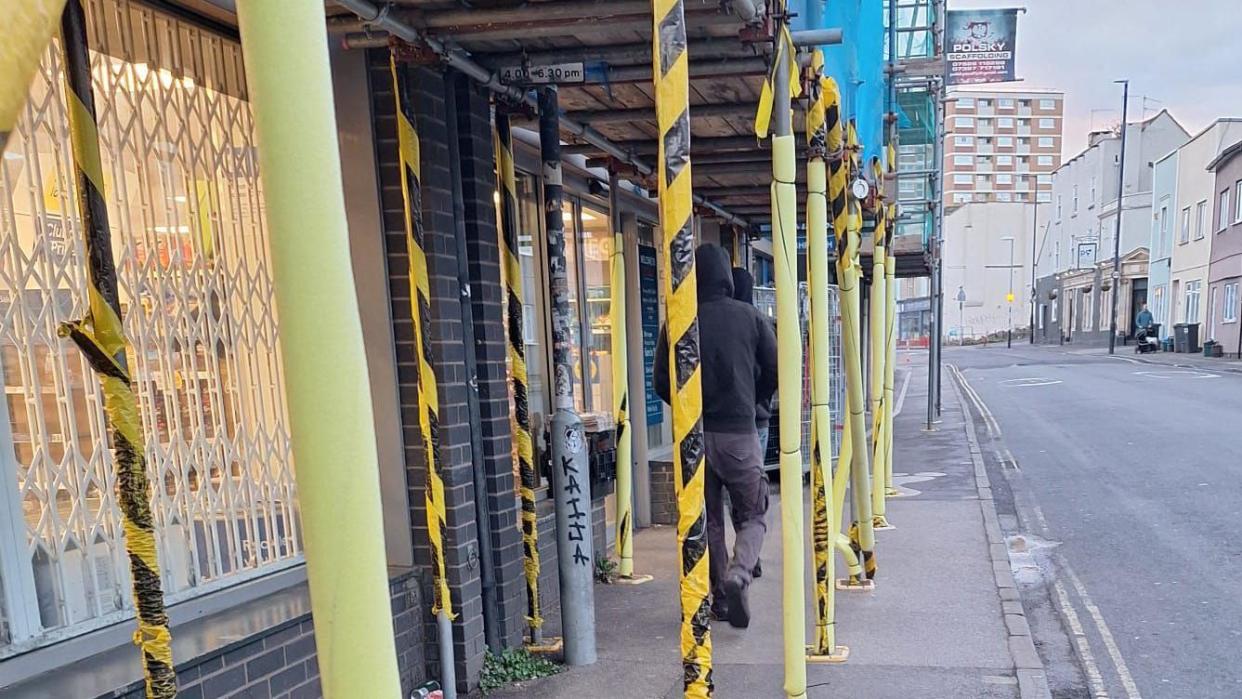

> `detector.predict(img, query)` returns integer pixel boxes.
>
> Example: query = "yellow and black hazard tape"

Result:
[391,52,454,620]
[653,0,712,694]
[494,107,543,634]
[57,3,175,696]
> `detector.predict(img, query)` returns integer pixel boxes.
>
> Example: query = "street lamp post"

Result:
[1029,200,1039,344]
[1108,79,1130,355]
[1002,236,1016,349]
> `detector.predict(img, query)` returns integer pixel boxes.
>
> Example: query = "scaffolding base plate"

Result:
[836,578,876,592]
[873,516,896,531]
[617,574,654,586]
[526,637,563,655]
[807,645,851,663]
[886,488,906,498]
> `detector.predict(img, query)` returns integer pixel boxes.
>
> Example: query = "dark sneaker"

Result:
[710,602,730,622]
[724,575,750,629]
[752,559,762,579]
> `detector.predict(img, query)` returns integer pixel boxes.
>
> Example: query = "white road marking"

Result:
[893,368,912,416]
[1132,370,1219,380]
[1053,577,1111,698]
[954,368,1140,698]
[1063,563,1144,699]
[1000,377,1063,387]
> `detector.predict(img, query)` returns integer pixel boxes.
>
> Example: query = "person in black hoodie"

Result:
[655,243,778,628]
[731,266,771,581]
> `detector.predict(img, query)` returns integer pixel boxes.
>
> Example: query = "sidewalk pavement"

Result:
[490,359,1049,698]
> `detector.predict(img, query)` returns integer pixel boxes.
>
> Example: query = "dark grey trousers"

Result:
[704,430,768,605]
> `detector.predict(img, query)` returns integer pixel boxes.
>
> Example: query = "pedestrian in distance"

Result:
[732,265,772,580]
[1135,303,1153,330]
[655,243,778,628]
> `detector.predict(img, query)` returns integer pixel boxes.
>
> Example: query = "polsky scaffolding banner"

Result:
[945,8,1018,86]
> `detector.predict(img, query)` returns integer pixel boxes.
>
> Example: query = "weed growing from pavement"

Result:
[479,648,561,694]
[594,558,619,584]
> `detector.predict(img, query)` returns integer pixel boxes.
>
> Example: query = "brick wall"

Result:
[110,574,424,699]
[649,455,677,525]
[367,52,526,690]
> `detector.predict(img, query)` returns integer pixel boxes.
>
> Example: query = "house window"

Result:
[979,99,992,107]
[999,98,1015,109]
[1235,181,1242,223]
[0,1,301,653]
[1039,118,1055,129]
[997,136,1014,147]
[1038,137,1055,149]
[954,174,973,185]
[958,97,976,109]
[996,174,1013,184]
[1186,281,1202,323]
[1225,283,1240,323]
[1038,174,1052,184]
[1039,98,1057,110]
[953,155,973,166]
[998,117,1014,129]
[1196,200,1208,239]
[956,116,975,128]
[996,192,1013,202]
[1178,206,1190,244]
[997,155,1013,166]
[1037,155,1054,167]
[955,135,975,147]
[1220,189,1231,231]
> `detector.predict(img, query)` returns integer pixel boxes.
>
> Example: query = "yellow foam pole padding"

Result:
[653,0,712,694]
[886,241,898,496]
[803,49,837,657]
[0,0,66,153]
[869,198,889,528]
[611,214,634,578]
[56,3,175,695]
[494,110,543,633]
[234,3,401,696]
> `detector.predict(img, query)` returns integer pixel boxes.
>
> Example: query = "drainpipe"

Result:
[444,72,502,654]
[332,0,751,229]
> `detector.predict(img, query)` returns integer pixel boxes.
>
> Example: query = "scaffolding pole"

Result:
[869,170,891,530]
[1,1,65,154]
[885,230,898,497]
[57,2,175,695]
[757,14,807,697]
[804,49,847,663]
[494,107,545,644]
[841,121,877,580]
[652,0,712,694]
[234,2,402,696]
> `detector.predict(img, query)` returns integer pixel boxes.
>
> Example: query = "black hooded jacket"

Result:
[654,244,778,434]
[731,266,773,428]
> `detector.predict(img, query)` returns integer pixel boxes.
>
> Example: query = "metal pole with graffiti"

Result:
[56,2,176,695]
[651,0,712,694]
[538,85,598,667]
[803,50,848,663]
[756,11,807,697]
[390,53,459,697]
[493,107,545,645]
[868,159,891,530]
[840,121,877,581]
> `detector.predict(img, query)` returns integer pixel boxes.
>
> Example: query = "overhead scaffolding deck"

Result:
[329,0,929,277]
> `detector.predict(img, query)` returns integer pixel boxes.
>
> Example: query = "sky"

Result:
[948,0,1242,158]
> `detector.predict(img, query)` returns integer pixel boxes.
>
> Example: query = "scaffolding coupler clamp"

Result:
[390,35,439,66]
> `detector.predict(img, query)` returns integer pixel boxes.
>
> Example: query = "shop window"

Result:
[0,0,299,653]
[578,205,614,415]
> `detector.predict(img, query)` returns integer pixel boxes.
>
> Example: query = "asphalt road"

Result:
[945,344,1242,699]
